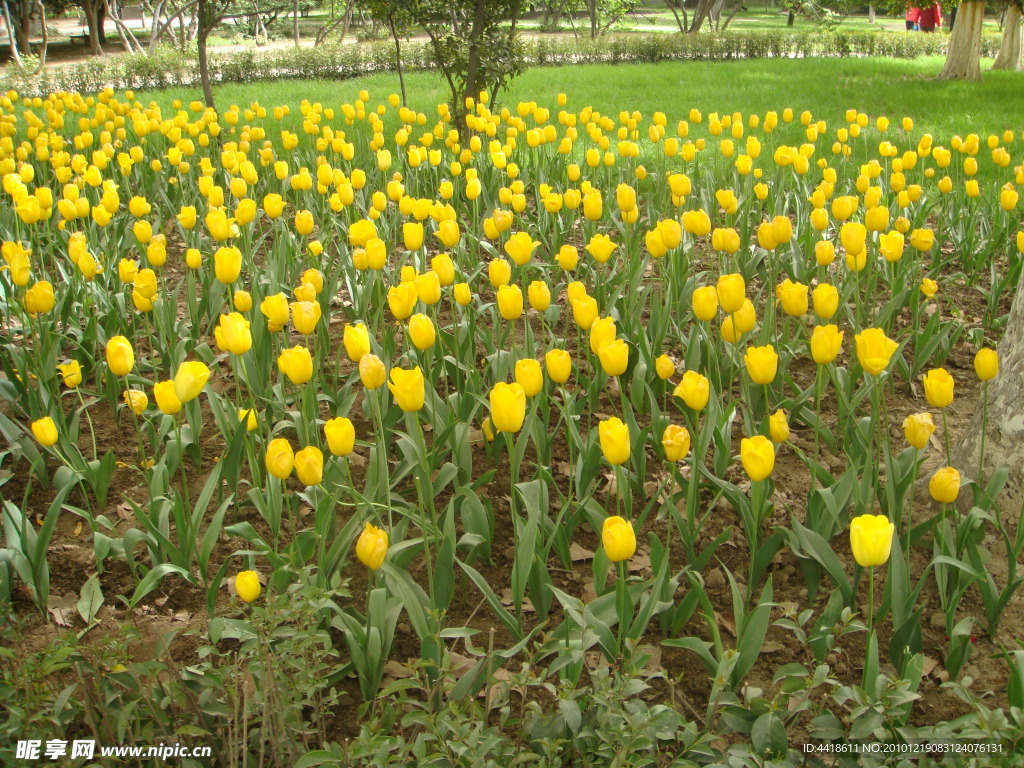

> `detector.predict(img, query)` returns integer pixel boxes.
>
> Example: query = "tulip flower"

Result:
[278,346,314,385]
[849,514,894,567]
[662,424,691,461]
[929,467,961,504]
[106,336,135,376]
[556,245,579,270]
[174,361,211,403]
[903,412,935,450]
[599,417,630,466]
[776,279,808,317]
[23,281,55,315]
[261,293,290,332]
[31,416,58,447]
[740,435,775,481]
[589,317,617,355]
[528,281,551,312]
[920,278,938,298]
[854,328,898,376]
[691,286,719,321]
[343,323,371,362]
[585,234,617,263]
[153,380,182,416]
[415,272,442,306]
[57,360,83,388]
[716,273,746,314]
[431,254,456,286]
[387,283,418,321]
[123,389,148,415]
[295,210,315,236]
[488,258,512,288]
[214,246,242,284]
[294,446,324,486]
[408,314,436,350]
[655,354,675,381]
[545,349,572,384]
[909,228,935,252]
[497,284,524,321]
[744,345,778,385]
[356,522,389,570]
[674,370,710,411]
[403,221,424,251]
[239,408,258,431]
[812,283,839,320]
[974,349,998,381]
[571,296,599,330]
[602,515,637,562]
[234,570,261,602]
[489,382,527,432]
[216,312,252,355]
[505,232,540,266]
[598,340,629,377]
[388,367,425,412]
[359,354,386,390]
[922,368,954,409]
[810,324,843,365]
[769,409,790,443]
[324,417,355,456]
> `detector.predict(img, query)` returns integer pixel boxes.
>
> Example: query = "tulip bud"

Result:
[234,570,261,602]
[31,416,58,447]
[740,435,775,482]
[922,368,954,409]
[769,409,790,443]
[123,389,148,415]
[174,361,211,403]
[974,349,998,381]
[490,382,527,432]
[929,466,961,504]
[294,446,324,486]
[359,354,386,390]
[545,349,572,384]
[674,370,710,411]
[153,380,182,415]
[744,345,778,385]
[655,354,675,381]
[849,514,894,567]
[602,515,637,562]
[388,367,425,412]
[903,412,935,450]
[855,328,898,376]
[106,336,135,376]
[355,522,388,570]
[662,424,691,461]
[324,417,355,456]
[599,417,630,466]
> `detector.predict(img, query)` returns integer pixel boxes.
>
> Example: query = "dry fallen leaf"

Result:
[47,594,77,627]
[570,543,595,562]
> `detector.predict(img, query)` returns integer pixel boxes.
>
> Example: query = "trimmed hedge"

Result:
[0,30,1004,97]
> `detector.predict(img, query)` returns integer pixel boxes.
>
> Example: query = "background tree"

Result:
[365,0,414,105]
[938,0,985,79]
[955,277,1024,515]
[992,0,1023,69]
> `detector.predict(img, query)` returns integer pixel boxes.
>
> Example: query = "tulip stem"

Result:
[867,565,875,633]
[978,382,988,490]
[175,416,191,512]
[76,388,99,463]
[941,408,951,468]
[370,390,393,535]
[905,449,920,563]
[615,560,628,667]
[810,364,824,497]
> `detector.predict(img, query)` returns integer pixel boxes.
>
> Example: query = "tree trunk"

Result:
[84,0,104,55]
[462,0,487,114]
[292,0,298,45]
[197,0,214,108]
[588,0,597,37]
[868,4,875,23]
[954,277,1024,518]
[386,13,406,106]
[938,0,984,80]
[992,4,1023,70]
[2,0,23,66]
[689,0,714,32]
[787,9,795,26]
[665,0,687,32]
[32,0,45,70]
[16,0,31,53]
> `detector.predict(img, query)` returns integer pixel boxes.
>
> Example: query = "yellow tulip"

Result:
[776,279,808,317]
[453,283,472,306]
[106,336,134,376]
[929,467,961,504]
[599,417,630,465]
[214,246,242,284]
[57,360,83,388]
[740,435,775,481]
[515,359,544,397]
[123,389,148,415]
[585,233,617,263]
[854,328,898,376]
[662,424,691,461]
[528,281,551,311]
[920,278,938,298]
[909,229,934,252]
[402,221,424,251]
[589,316,618,355]
[488,258,512,288]
[674,370,710,411]
[497,284,524,321]
[294,209,315,236]
[31,416,58,447]
[812,283,839,320]
[387,283,418,320]
[277,346,314,385]
[556,245,579,270]
[23,281,54,314]
[324,417,355,456]
[922,368,954,408]
[878,231,905,262]
[505,232,540,266]
[355,522,389,570]
[849,514,894,567]
[655,354,675,381]
[572,296,599,331]
[153,380,182,415]
[490,382,527,432]
[173,361,211,403]
[810,324,843,365]
[691,286,719,321]
[598,340,629,376]
[602,515,637,562]
[388,367,425,412]
[840,221,867,258]
[408,313,436,350]
[744,345,778,385]
[359,354,386,390]
[215,312,252,356]
[234,570,261,602]
[344,323,371,362]
[545,349,572,384]
[974,349,998,381]
[239,408,258,431]
[769,409,790,443]
[294,446,324,486]
[261,293,290,332]
[902,412,935,450]
[716,273,746,314]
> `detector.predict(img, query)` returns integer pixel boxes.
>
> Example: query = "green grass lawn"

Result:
[147,57,1023,147]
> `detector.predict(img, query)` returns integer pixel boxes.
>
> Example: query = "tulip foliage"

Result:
[2,84,1024,751]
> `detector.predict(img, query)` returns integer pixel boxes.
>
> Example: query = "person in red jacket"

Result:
[919,3,942,31]
[905,5,921,30]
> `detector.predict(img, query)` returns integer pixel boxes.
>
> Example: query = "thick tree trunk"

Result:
[938,0,984,80]
[868,4,875,23]
[588,0,597,37]
[386,13,406,106]
[954,277,1024,517]
[197,0,215,108]
[992,4,1023,70]
[2,0,23,66]
[292,0,299,45]
[664,0,687,33]
[84,0,104,55]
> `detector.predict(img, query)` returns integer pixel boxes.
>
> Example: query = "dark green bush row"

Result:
[0,30,1004,97]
